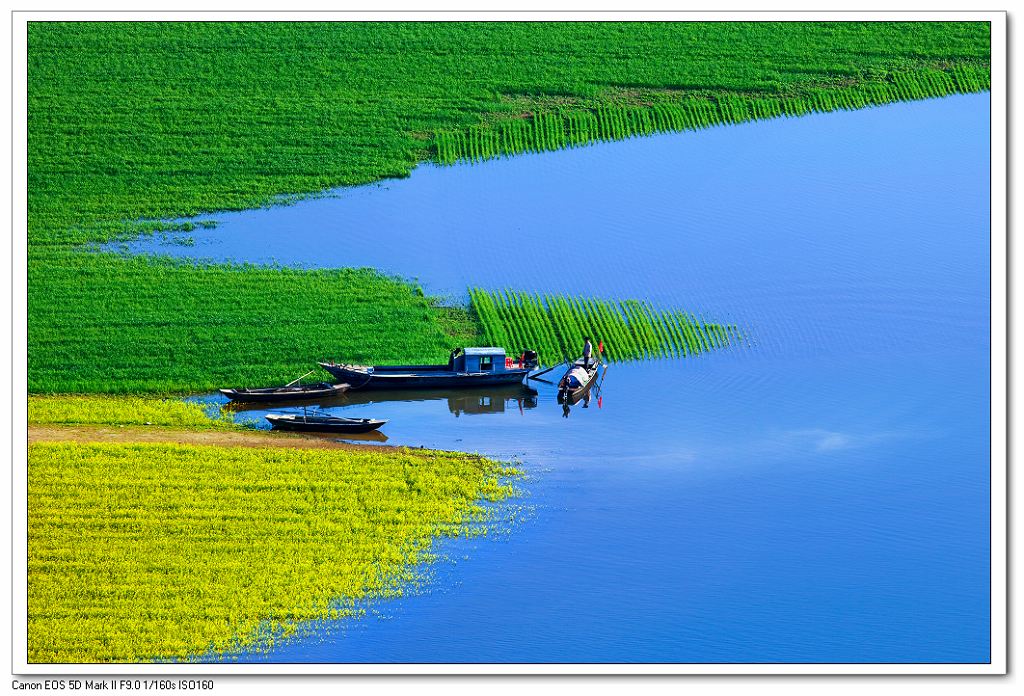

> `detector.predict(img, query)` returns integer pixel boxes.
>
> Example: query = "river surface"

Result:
[166,93,989,663]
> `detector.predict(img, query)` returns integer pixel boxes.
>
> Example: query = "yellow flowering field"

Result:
[28,395,237,430]
[28,441,519,663]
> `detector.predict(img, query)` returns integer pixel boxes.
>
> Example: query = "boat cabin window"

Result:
[479,356,493,371]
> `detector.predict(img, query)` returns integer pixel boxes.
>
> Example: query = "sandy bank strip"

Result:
[28,424,395,452]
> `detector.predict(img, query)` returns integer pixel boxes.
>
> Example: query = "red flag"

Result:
[598,340,604,353]
[598,396,603,409]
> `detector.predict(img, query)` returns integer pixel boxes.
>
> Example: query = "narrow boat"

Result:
[319,347,539,391]
[265,413,387,433]
[558,358,601,405]
[219,382,350,403]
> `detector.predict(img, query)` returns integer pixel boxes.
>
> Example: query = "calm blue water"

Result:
[173,93,989,663]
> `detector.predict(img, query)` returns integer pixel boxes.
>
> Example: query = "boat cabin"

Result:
[446,347,539,373]
[453,347,508,373]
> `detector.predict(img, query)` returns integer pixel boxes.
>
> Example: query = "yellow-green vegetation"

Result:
[28,395,236,429]
[27,22,989,393]
[28,441,519,662]
[471,289,740,362]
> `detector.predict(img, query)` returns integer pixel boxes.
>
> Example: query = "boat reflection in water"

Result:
[221,383,539,421]
[282,428,390,444]
[447,389,538,417]
[561,390,593,418]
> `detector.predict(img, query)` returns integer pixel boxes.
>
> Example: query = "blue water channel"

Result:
[152,93,989,663]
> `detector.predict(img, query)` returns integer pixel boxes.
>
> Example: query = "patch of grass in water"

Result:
[470,288,742,363]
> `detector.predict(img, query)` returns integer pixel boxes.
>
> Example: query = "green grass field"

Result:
[434,65,989,163]
[29,441,519,662]
[29,251,477,393]
[27,22,990,393]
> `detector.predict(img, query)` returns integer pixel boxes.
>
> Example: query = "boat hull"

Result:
[265,415,387,433]
[558,361,601,405]
[220,383,349,403]
[319,362,530,390]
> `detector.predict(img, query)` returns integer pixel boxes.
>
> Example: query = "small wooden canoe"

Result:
[558,359,601,405]
[265,414,387,434]
[220,382,349,403]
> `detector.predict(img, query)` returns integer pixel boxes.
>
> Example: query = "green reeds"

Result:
[469,289,742,364]
[433,65,991,165]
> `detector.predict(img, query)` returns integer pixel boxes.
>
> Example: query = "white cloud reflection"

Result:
[763,427,914,456]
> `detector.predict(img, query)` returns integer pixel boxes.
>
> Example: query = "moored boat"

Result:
[220,382,350,403]
[319,347,539,391]
[558,358,601,405]
[265,413,387,433]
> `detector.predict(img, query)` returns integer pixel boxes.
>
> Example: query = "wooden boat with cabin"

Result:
[319,347,539,391]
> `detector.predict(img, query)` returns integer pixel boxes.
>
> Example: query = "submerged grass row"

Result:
[470,289,741,363]
[434,65,991,164]
[28,441,519,663]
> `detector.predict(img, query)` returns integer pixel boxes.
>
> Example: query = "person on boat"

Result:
[582,337,593,368]
[447,347,462,370]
